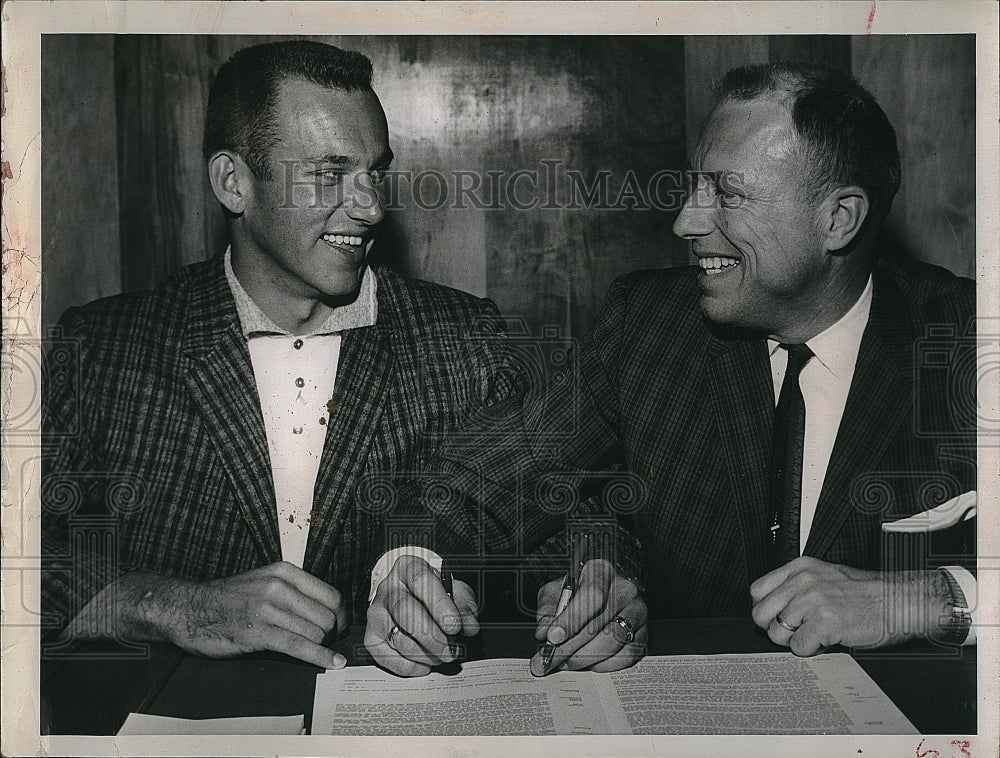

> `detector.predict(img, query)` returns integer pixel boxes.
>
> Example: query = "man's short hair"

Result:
[716,61,900,231]
[203,40,374,180]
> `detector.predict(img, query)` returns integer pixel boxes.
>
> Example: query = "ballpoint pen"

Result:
[440,559,458,658]
[539,533,590,674]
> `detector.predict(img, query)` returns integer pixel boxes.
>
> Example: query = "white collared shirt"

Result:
[224,249,377,567]
[767,277,873,549]
[767,278,975,642]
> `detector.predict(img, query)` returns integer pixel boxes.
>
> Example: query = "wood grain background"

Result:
[42,34,976,339]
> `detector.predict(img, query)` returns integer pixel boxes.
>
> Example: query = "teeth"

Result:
[698,256,740,274]
[323,234,364,247]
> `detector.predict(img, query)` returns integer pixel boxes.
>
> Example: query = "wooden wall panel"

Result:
[41,35,121,324]
[684,36,769,157]
[853,35,976,278]
[114,36,224,293]
[768,35,851,69]
[371,36,689,337]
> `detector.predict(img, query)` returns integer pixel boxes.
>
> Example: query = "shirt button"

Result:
[292,425,303,435]
[295,377,305,388]
[293,339,303,350]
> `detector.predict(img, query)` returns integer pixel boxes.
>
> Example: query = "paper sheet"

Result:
[312,653,917,735]
[117,712,305,735]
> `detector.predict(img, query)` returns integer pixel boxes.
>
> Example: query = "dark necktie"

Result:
[769,343,814,569]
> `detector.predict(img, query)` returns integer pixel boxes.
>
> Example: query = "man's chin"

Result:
[318,270,366,305]
[698,293,736,326]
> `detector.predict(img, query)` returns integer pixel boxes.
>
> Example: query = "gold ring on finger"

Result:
[387,624,402,650]
[776,613,800,633]
[612,615,636,644]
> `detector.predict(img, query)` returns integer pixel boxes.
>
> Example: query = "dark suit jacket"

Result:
[40,255,516,638]
[422,260,977,619]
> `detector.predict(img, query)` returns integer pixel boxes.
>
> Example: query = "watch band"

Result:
[938,568,972,645]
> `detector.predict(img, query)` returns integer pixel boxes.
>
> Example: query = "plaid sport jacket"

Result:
[40,255,518,640]
[421,259,978,619]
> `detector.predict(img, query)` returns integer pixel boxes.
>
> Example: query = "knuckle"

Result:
[394,554,419,578]
[321,609,339,631]
[263,577,286,598]
[803,587,826,606]
[616,578,639,602]
[590,585,608,609]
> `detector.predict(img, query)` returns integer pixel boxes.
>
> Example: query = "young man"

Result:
[41,40,509,670]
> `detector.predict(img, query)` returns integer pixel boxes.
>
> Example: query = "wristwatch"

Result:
[938,568,972,645]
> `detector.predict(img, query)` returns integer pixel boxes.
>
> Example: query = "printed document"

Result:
[312,653,916,735]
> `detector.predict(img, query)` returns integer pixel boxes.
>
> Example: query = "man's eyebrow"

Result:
[306,154,354,167]
[306,149,395,168]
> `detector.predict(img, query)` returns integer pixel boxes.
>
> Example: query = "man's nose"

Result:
[672,191,715,240]
[345,172,385,226]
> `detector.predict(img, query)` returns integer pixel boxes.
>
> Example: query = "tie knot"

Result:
[781,343,814,377]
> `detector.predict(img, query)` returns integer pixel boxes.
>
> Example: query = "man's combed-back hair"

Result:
[203,40,374,180]
[716,61,900,230]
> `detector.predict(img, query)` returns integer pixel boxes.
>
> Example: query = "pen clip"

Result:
[440,559,454,600]
[568,532,590,588]
[439,560,458,659]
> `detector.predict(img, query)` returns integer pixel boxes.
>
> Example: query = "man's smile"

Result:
[697,256,741,276]
[321,233,365,248]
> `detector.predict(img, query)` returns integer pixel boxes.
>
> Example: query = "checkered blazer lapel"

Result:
[303,321,395,574]
[180,259,282,565]
[707,335,774,582]
[804,272,912,558]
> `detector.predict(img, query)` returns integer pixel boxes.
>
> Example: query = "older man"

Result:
[391,61,976,668]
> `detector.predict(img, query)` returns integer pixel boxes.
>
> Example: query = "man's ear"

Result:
[820,186,870,252]
[207,151,250,214]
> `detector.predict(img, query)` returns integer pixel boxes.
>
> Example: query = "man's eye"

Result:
[717,189,741,208]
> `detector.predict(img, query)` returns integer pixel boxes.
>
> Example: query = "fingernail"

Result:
[547,626,566,645]
[331,653,347,669]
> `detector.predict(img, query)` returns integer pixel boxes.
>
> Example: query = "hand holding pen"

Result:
[365,554,479,678]
[534,534,590,676]
[530,534,649,676]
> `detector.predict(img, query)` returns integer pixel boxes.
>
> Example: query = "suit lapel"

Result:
[707,336,775,581]
[304,323,395,574]
[804,274,913,558]
[181,260,281,564]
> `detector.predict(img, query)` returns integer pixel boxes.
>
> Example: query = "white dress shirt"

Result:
[767,277,873,550]
[769,276,975,642]
[224,249,377,567]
